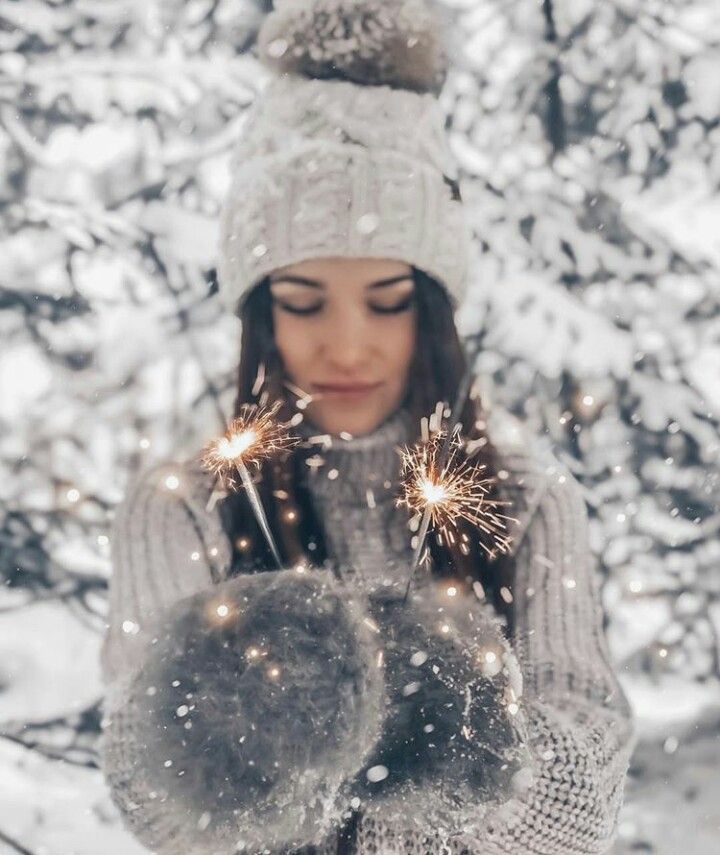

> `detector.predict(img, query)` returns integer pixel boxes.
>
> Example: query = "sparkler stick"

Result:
[200,401,299,570]
[405,503,433,602]
[236,458,284,569]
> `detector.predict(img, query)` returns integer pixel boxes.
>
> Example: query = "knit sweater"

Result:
[99,404,636,855]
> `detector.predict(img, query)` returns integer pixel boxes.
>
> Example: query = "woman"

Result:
[100,2,636,853]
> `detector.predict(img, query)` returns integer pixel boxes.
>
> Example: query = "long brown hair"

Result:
[216,268,517,633]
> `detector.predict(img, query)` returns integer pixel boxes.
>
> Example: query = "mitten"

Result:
[349,579,534,836]
[101,567,384,854]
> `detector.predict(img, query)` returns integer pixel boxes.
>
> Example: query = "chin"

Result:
[310,404,394,438]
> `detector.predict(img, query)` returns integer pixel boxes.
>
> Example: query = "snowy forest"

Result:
[1,0,719,852]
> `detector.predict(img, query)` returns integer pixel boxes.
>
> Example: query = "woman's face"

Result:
[269,256,417,437]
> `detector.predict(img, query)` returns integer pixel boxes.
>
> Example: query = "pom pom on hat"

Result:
[258,0,450,95]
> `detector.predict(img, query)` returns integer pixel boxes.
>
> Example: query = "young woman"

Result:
[100,2,636,853]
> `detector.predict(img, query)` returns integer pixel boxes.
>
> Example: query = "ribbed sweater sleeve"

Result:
[510,464,629,708]
[468,465,637,854]
[99,459,236,854]
[99,459,230,698]
[355,464,637,855]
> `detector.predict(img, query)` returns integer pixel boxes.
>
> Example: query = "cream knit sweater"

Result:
[100,405,636,854]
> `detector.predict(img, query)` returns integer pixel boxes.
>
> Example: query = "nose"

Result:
[320,309,370,372]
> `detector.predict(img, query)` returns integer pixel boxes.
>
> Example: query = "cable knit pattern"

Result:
[217,74,472,317]
[100,406,635,854]
[230,77,459,176]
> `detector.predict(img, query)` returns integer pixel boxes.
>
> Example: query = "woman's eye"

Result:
[274,301,323,316]
[369,295,415,315]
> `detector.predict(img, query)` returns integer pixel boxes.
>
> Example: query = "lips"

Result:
[313,381,382,395]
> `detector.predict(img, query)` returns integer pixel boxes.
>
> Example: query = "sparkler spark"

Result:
[397,428,517,559]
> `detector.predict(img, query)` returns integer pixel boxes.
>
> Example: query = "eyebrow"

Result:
[268,274,414,290]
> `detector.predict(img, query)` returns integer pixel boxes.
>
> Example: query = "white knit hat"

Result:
[217,0,472,317]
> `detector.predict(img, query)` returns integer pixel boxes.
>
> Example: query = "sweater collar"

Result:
[294,406,415,507]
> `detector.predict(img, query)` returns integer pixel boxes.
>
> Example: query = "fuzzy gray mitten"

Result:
[101,567,384,854]
[348,579,534,836]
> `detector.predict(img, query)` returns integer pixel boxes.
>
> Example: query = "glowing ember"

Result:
[217,430,257,460]
[420,479,447,505]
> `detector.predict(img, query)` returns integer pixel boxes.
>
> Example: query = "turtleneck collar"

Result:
[294,406,416,507]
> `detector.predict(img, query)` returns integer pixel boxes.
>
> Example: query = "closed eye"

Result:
[271,293,415,316]
[369,295,415,314]
[273,300,323,315]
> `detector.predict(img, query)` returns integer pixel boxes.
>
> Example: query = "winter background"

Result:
[1,0,719,852]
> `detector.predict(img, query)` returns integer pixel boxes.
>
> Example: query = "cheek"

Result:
[271,313,311,376]
[381,314,416,378]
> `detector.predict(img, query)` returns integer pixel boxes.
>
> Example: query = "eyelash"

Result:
[274,295,415,316]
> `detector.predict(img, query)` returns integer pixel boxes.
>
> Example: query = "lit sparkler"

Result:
[397,427,516,602]
[200,401,299,569]
[396,326,513,601]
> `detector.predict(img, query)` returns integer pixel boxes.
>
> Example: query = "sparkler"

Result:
[200,400,300,569]
[397,329,515,601]
[397,428,516,601]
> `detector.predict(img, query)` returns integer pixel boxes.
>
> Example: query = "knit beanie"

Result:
[217,0,473,317]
